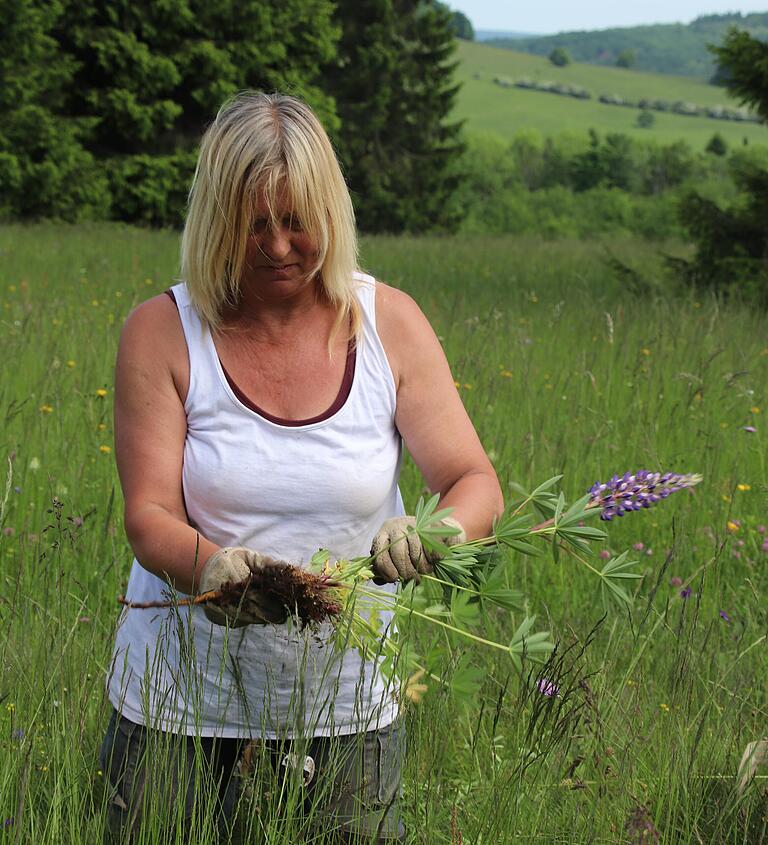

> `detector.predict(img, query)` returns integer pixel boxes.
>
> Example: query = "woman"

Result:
[101,91,502,842]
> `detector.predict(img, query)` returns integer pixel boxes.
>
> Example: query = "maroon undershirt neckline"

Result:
[165,288,356,426]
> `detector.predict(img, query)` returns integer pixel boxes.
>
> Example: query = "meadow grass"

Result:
[455,40,768,149]
[1,223,767,843]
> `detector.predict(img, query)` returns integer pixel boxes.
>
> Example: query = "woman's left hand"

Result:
[370,516,466,584]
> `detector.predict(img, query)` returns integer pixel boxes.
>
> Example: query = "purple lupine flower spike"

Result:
[588,471,702,521]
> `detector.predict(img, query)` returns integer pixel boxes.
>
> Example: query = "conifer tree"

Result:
[674,29,768,303]
[326,0,465,233]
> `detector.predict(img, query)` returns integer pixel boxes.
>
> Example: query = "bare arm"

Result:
[376,284,504,539]
[114,296,218,595]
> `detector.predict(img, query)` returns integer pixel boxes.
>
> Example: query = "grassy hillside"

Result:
[493,12,768,77]
[454,40,768,149]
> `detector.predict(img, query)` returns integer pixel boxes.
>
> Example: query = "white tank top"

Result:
[107,273,403,738]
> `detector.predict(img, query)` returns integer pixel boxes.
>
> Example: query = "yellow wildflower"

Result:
[99,445,111,454]
[660,703,669,712]
[39,404,53,414]
[736,484,751,492]
[751,406,761,414]
[640,348,651,357]
[726,520,740,533]
[66,360,76,368]
[96,388,108,398]
[97,423,107,431]
[500,370,513,378]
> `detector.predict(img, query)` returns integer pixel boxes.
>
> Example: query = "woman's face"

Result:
[241,189,319,300]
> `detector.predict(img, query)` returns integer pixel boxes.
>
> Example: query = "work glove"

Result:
[199,547,289,627]
[370,516,466,585]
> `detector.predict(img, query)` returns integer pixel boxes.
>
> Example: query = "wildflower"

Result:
[599,549,611,560]
[11,728,24,742]
[751,406,761,414]
[500,370,513,378]
[13,486,21,494]
[732,550,741,559]
[761,540,768,553]
[66,360,76,368]
[633,542,645,551]
[95,388,108,398]
[587,470,702,521]
[736,539,745,547]
[640,348,651,357]
[2,527,14,537]
[659,703,669,712]
[39,404,53,414]
[758,525,766,535]
[743,426,757,433]
[625,804,660,845]
[736,484,751,492]
[3,818,13,828]
[536,678,559,698]
[726,520,740,533]
[29,457,40,471]
[669,576,682,587]
[645,548,653,556]
[99,445,111,454]
[680,586,692,599]
[97,423,107,431]
[719,610,730,622]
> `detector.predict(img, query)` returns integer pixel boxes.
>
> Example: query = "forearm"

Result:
[125,505,220,595]
[436,469,504,541]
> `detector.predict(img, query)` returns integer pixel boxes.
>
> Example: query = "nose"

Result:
[259,224,291,263]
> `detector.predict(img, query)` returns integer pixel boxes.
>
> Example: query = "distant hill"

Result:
[476,30,541,41]
[453,40,768,150]
[487,12,768,78]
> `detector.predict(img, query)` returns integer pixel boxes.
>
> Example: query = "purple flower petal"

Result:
[536,677,559,697]
[680,586,692,599]
[743,426,757,433]
[719,610,730,622]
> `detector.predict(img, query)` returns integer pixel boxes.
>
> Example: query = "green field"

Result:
[2,224,767,842]
[455,40,768,148]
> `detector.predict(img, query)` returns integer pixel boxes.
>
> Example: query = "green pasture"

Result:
[455,40,768,148]
[1,223,767,842]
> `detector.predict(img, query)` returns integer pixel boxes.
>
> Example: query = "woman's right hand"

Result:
[199,548,289,627]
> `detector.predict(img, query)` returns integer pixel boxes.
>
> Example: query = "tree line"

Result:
[0,0,463,233]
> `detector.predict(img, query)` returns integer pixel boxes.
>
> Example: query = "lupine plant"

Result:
[120,471,702,702]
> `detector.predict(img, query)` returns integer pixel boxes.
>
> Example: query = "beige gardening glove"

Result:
[199,547,289,627]
[370,516,466,585]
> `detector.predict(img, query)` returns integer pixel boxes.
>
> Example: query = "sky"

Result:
[465,1,768,34]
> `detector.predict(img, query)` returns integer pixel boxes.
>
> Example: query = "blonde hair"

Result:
[180,92,360,343]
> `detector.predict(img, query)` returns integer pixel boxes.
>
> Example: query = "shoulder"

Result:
[375,281,442,388]
[117,293,188,401]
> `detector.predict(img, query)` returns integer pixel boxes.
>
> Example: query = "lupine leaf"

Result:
[508,616,555,672]
[450,591,481,628]
[449,654,486,700]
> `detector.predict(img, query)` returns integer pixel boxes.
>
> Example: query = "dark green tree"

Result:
[47,0,339,224]
[0,0,107,220]
[636,109,655,128]
[326,0,465,233]
[616,48,636,68]
[705,132,728,155]
[673,28,768,302]
[448,9,474,40]
[549,47,570,67]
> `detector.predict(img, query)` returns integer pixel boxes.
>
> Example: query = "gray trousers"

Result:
[99,707,405,843]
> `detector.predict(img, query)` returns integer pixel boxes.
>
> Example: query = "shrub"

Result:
[107,152,197,227]
[706,133,728,156]
[549,47,570,67]
[636,110,655,129]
